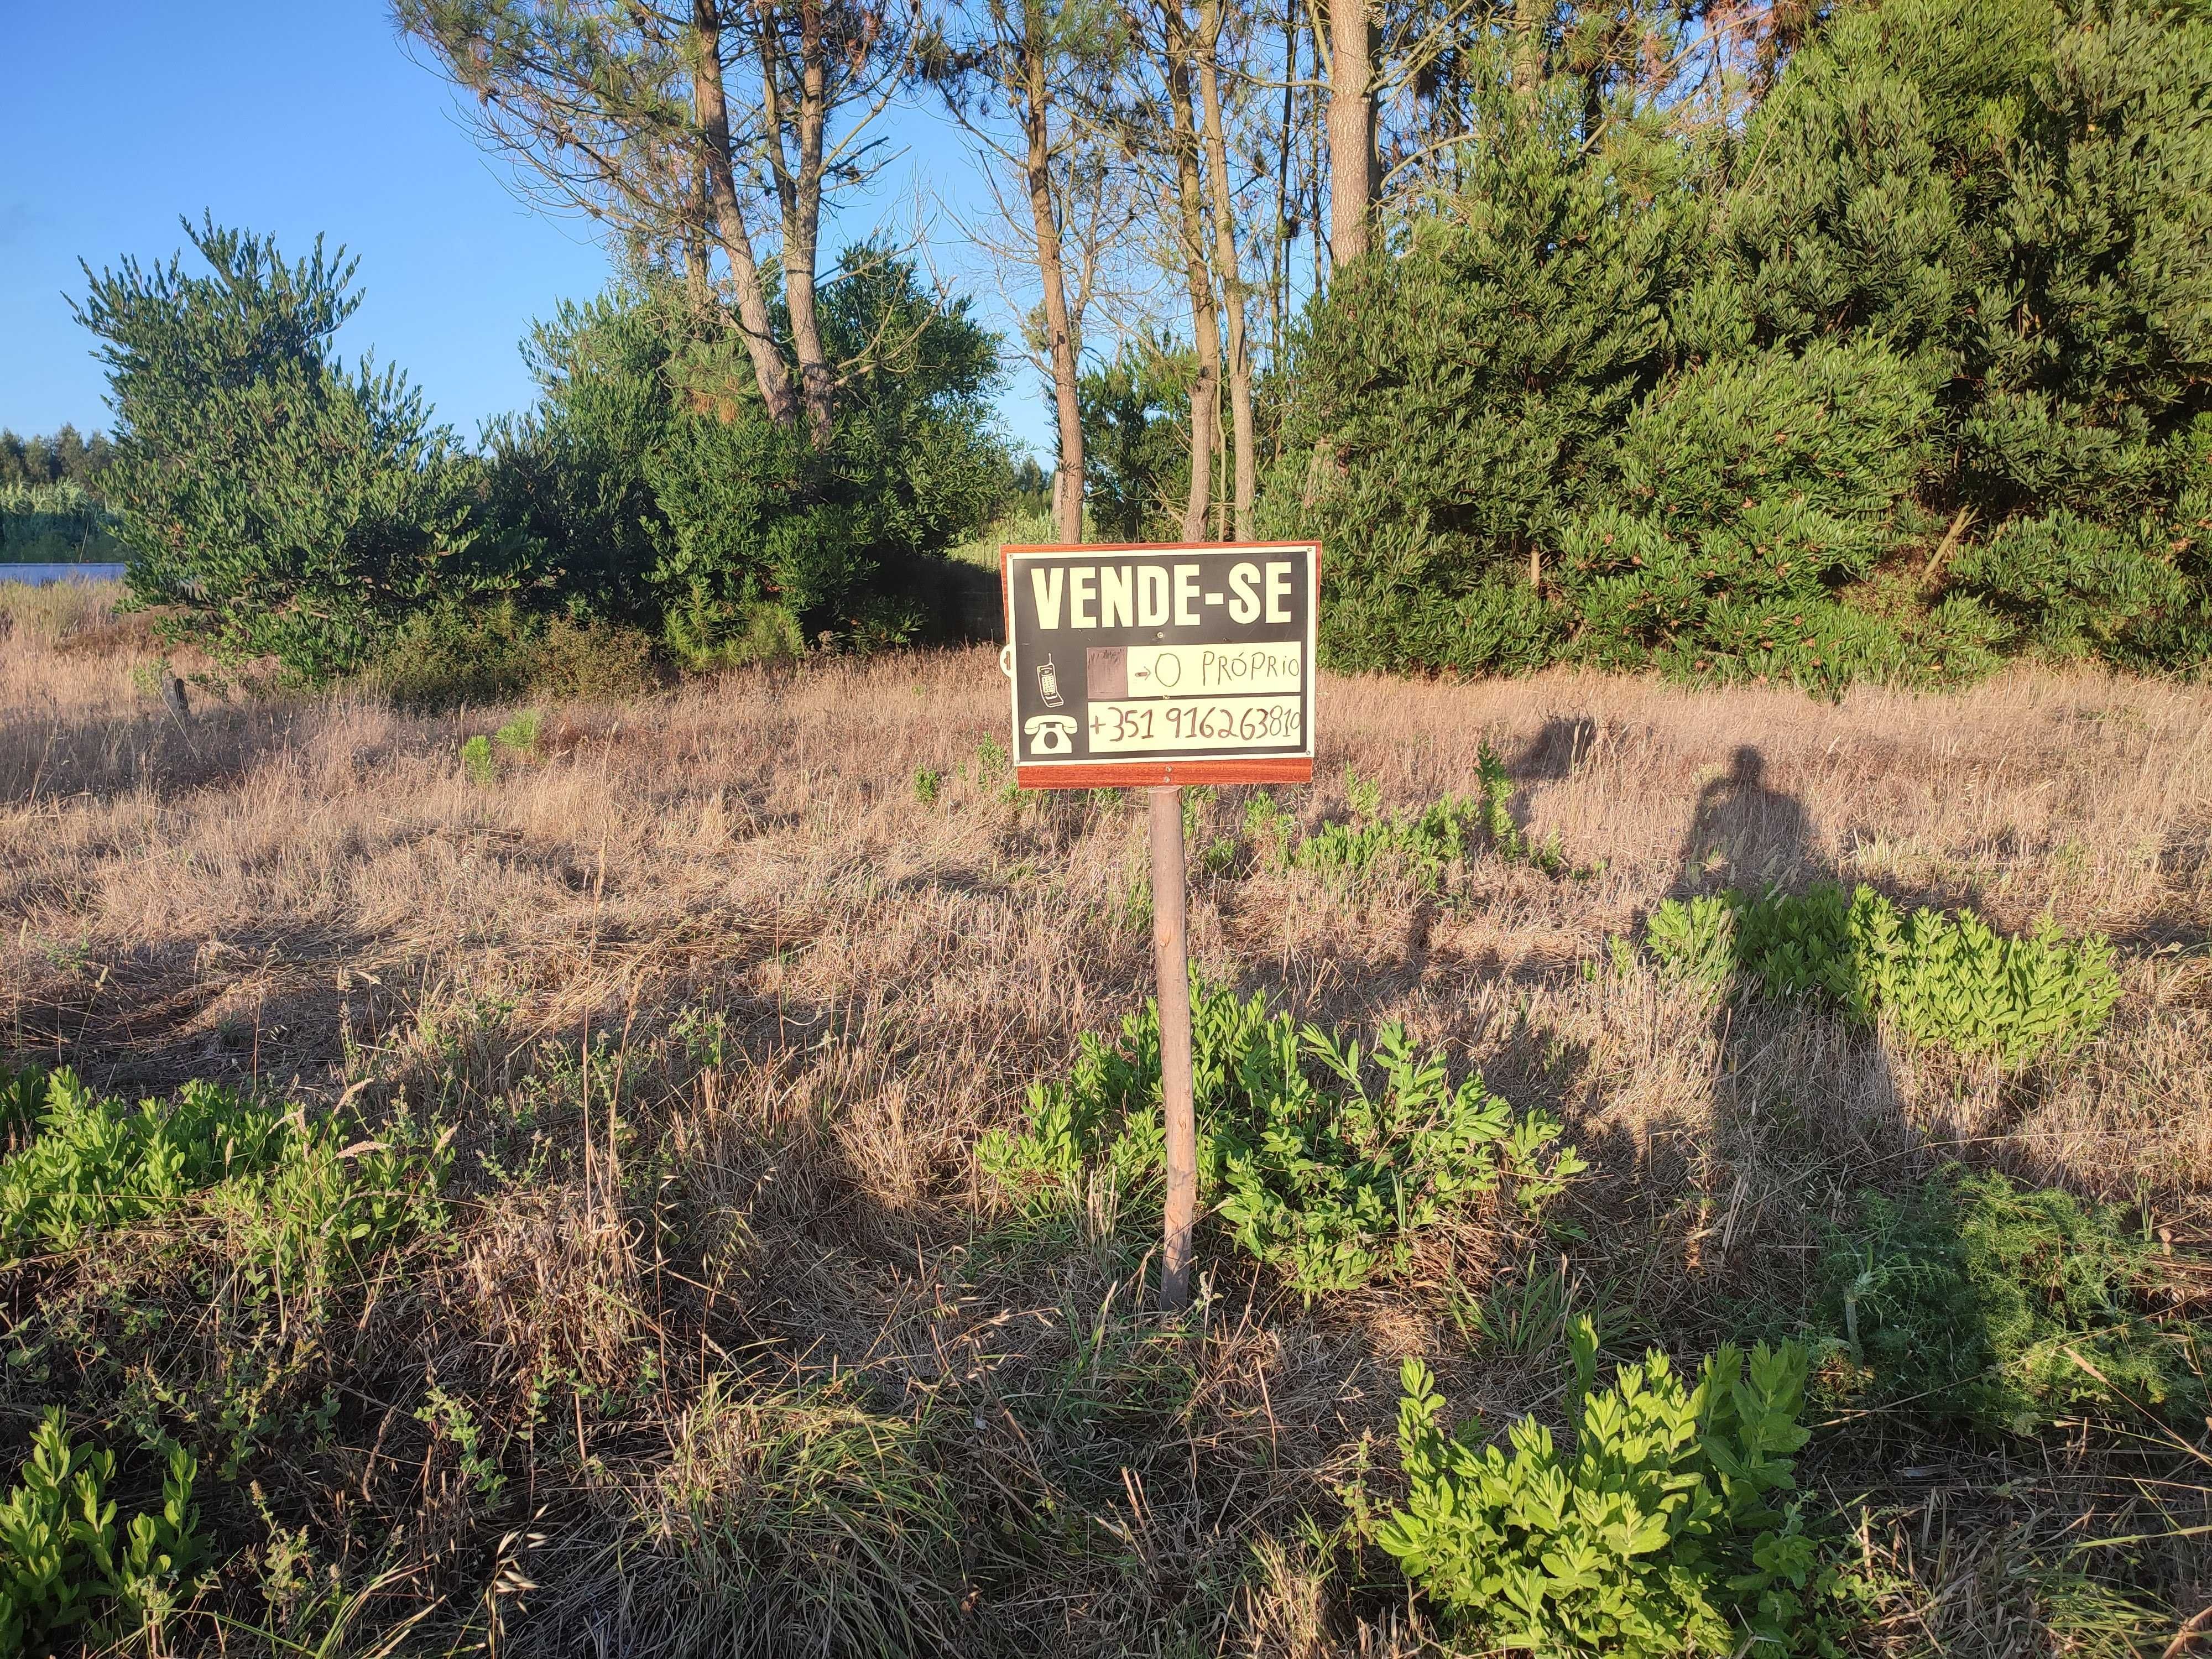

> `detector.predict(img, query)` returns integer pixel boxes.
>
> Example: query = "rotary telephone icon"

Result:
[1023,713,1078,756]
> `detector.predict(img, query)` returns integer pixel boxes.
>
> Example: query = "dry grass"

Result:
[4,584,2211,1654]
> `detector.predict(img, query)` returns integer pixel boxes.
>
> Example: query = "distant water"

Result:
[0,562,126,587]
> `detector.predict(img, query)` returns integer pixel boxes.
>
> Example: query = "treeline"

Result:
[75,222,1015,688]
[1269,0,2212,688]
[0,425,122,562]
[65,0,2212,691]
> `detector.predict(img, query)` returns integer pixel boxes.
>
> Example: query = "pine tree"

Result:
[75,217,493,681]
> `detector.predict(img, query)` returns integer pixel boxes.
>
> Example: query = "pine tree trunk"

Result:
[1512,0,1548,96]
[1023,28,1086,544]
[1167,9,1220,541]
[759,0,836,445]
[1197,1,1256,540]
[692,0,797,426]
[1326,0,1376,268]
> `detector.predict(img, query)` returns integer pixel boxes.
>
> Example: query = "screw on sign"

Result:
[999,541,1320,1311]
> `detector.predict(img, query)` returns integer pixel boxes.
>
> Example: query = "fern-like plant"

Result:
[1376,1322,1846,1655]
[980,978,1584,1296]
[1645,884,2120,1063]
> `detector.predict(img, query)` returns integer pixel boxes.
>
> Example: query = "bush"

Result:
[369,599,661,708]
[980,978,1583,1295]
[1376,1322,1849,1655]
[1259,0,2212,687]
[1817,1170,2204,1436]
[76,217,507,683]
[500,248,1008,664]
[1645,883,2120,1064]
[1263,64,1689,676]
[0,1068,444,1279]
[0,1410,205,1654]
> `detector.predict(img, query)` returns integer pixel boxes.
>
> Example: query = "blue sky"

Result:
[0,2,1049,453]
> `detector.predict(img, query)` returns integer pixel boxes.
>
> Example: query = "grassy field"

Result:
[3,581,2210,1656]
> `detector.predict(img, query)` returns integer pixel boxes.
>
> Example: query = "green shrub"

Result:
[0,1069,443,1275]
[371,599,660,708]
[459,734,495,786]
[1645,883,2120,1063]
[980,979,1583,1296]
[507,249,1006,664]
[493,709,541,757]
[0,1408,205,1654]
[1250,749,1566,888]
[77,217,507,683]
[1817,1170,2203,1436]
[1376,1322,1848,1655]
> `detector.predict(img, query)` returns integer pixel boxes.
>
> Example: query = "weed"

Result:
[493,709,541,757]
[1258,753,1573,888]
[1646,884,2121,1063]
[642,1371,962,1653]
[1376,1321,1854,1655]
[0,1069,444,1273]
[980,978,1585,1295]
[1453,1257,1576,1358]
[1815,1170,2204,1436]
[460,733,495,786]
[415,1386,507,1501]
[0,1409,206,1654]
[912,765,941,805]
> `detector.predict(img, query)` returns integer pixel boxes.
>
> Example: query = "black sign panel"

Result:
[1000,542,1319,786]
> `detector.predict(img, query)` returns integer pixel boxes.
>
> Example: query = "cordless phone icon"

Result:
[1037,655,1064,708]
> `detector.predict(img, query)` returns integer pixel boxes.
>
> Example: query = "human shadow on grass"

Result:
[1672,743,1824,899]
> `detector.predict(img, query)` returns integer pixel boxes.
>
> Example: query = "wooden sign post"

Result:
[1000,541,1319,1311]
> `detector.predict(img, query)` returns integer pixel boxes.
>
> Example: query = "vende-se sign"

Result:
[1000,541,1319,788]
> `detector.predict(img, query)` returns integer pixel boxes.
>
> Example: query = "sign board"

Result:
[1000,541,1320,789]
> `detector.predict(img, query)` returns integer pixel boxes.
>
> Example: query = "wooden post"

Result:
[1150,784,1197,1312]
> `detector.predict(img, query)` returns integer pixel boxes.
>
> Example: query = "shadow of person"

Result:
[1512,717,1601,784]
[1673,744,1822,897]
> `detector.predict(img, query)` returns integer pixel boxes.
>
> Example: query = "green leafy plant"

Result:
[1376,1322,1848,1655]
[1645,884,2121,1063]
[980,979,1584,1296]
[912,765,941,805]
[493,708,541,757]
[0,1068,445,1275]
[1817,1170,2204,1436]
[1454,1258,1577,1358]
[460,733,496,786]
[0,1409,206,1654]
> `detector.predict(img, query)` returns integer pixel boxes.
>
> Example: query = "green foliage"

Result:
[1262,0,2212,686]
[1817,1170,2204,1436]
[1249,752,1567,885]
[1079,340,1194,541]
[459,734,495,787]
[501,249,1006,662]
[1645,883,2120,1063]
[76,217,502,682]
[493,708,541,757]
[1270,68,1688,676]
[980,979,1583,1296]
[912,765,942,805]
[1376,1324,1848,1654]
[0,481,122,563]
[370,598,660,707]
[0,1409,206,1655]
[0,1068,444,1274]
